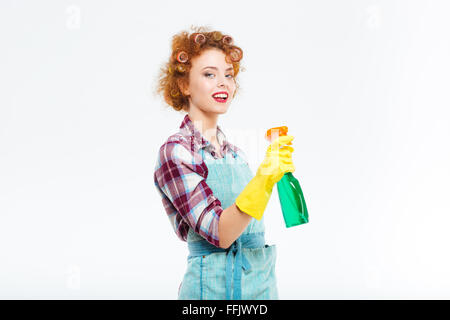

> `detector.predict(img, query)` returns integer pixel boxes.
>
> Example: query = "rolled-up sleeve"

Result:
[154,142,223,247]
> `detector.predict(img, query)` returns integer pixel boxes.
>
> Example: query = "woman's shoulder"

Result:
[155,133,206,174]
[158,130,188,148]
[158,133,192,161]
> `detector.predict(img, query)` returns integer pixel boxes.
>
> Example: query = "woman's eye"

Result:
[204,73,234,78]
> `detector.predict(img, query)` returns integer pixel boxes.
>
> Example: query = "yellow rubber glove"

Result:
[235,135,296,220]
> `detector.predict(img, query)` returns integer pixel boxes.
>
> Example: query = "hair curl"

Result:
[154,25,245,112]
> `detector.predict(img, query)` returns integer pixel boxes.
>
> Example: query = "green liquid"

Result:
[276,172,309,228]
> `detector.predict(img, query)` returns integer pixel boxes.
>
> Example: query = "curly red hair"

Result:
[154,25,245,112]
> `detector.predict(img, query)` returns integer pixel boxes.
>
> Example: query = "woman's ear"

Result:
[177,79,190,96]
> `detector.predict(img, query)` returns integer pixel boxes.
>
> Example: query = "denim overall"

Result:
[178,147,279,300]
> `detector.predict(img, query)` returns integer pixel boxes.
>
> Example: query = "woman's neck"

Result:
[188,109,219,145]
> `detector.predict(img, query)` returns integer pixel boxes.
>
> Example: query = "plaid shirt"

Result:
[154,114,248,248]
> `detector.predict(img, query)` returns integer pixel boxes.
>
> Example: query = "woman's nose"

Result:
[217,77,225,86]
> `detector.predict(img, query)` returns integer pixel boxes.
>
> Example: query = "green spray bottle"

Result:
[265,126,309,228]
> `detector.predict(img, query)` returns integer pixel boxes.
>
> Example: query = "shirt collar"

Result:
[179,114,229,154]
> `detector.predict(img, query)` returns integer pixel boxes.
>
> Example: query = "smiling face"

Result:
[180,48,237,115]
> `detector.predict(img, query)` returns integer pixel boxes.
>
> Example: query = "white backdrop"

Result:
[1,0,449,299]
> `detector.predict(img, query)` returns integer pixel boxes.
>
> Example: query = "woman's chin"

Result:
[217,105,229,113]
[210,103,229,114]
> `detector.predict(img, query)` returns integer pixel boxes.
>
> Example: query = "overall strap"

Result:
[199,145,238,160]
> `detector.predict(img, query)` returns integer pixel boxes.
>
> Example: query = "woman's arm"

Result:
[218,135,296,249]
[218,202,252,249]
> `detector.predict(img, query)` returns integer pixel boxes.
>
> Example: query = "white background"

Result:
[1,0,449,299]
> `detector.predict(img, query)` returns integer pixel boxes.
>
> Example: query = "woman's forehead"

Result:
[193,49,232,69]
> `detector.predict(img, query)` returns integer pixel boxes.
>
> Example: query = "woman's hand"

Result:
[256,135,296,188]
[235,135,295,220]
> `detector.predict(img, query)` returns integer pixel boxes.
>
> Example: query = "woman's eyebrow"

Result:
[202,66,234,71]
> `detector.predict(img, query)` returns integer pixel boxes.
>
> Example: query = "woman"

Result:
[153,26,295,300]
